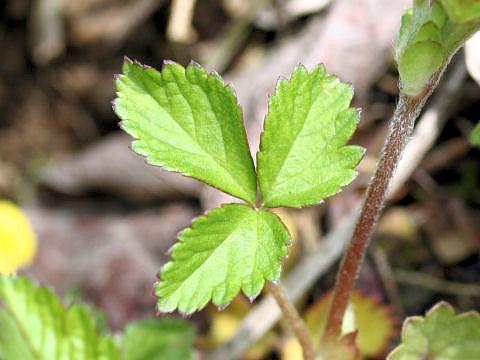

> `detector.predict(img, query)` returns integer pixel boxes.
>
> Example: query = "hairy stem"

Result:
[322,88,433,342]
[269,281,316,360]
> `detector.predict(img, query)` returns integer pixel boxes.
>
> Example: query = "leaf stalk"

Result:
[268,281,316,360]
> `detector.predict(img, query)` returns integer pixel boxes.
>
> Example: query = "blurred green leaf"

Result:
[0,275,121,360]
[439,0,480,23]
[396,0,480,95]
[388,302,480,360]
[123,318,195,360]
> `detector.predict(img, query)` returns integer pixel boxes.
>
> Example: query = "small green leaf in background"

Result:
[257,65,364,208]
[155,204,290,314]
[439,0,480,24]
[396,0,480,96]
[396,1,447,95]
[114,59,257,204]
[122,318,195,360]
[470,122,480,146]
[0,275,121,360]
[387,301,480,360]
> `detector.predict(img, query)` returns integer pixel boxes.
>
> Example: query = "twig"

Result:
[394,269,480,297]
[70,0,166,45]
[371,246,404,319]
[206,59,467,360]
[388,61,468,196]
[166,0,197,43]
[29,0,65,65]
[269,282,316,360]
[323,90,429,341]
[202,0,273,72]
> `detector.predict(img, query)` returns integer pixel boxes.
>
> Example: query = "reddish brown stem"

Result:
[322,90,431,342]
[269,281,316,360]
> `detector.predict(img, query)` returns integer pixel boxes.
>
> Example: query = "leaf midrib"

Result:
[263,85,333,203]
[172,208,255,301]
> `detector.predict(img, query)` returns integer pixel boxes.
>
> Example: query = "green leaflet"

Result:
[0,275,121,360]
[155,204,290,314]
[114,59,257,204]
[387,302,480,360]
[257,65,364,208]
[396,0,480,96]
[122,318,195,360]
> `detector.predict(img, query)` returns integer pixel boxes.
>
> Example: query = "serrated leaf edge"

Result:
[257,64,364,208]
[115,58,258,204]
[154,203,290,315]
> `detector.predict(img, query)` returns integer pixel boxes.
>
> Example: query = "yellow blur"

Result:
[0,200,37,274]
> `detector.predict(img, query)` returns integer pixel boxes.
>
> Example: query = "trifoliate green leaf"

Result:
[470,122,480,146]
[387,301,480,360]
[439,0,480,24]
[257,65,363,208]
[0,275,121,360]
[123,318,195,360]
[155,204,290,314]
[114,59,257,204]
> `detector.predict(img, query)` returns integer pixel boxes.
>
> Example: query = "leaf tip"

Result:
[113,73,119,80]
[295,61,306,69]
[247,295,258,304]
[209,69,220,77]
[152,282,158,297]
[217,303,231,311]
[165,243,175,257]
[180,312,193,319]
[189,59,201,67]
[123,56,133,64]
[155,303,168,316]
[162,59,176,68]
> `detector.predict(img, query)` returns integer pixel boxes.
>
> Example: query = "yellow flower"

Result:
[0,200,37,274]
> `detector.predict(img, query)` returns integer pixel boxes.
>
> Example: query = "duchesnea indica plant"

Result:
[1,1,480,359]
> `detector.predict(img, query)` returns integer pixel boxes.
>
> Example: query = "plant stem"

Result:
[269,281,316,360]
[322,88,432,342]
